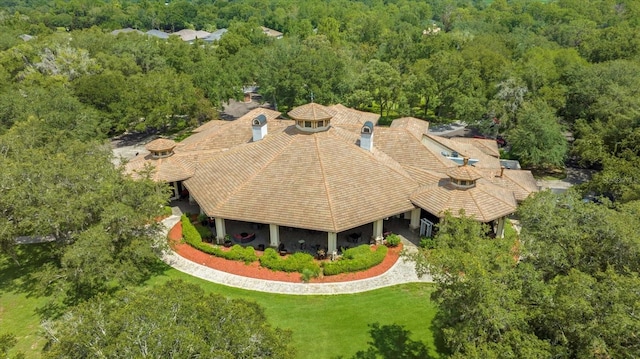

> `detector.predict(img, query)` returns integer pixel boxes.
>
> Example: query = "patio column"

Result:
[410,208,421,230]
[327,232,337,253]
[372,219,384,242]
[269,224,280,247]
[495,216,506,238]
[214,217,226,244]
[170,181,179,200]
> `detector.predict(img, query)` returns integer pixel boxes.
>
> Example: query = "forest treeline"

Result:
[1,0,639,200]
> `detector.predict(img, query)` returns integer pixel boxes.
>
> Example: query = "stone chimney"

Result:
[360,121,374,151]
[252,114,268,142]
[463,157,469,166]
[500,166,505,177]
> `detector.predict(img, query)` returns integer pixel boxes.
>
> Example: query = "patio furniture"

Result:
[348,232,362,243]
[233,232,256,243]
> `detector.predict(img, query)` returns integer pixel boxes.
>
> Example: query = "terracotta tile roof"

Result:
[288,103,336,121]
[191,119,227,133]
[450,137,500,157]
[374,127,458,172]
[123,103,538,227]
[411,178,517,222]
[178,108,284,152]
[145,138,177,152]
[480,168,539,202]
[184,126,417,233]
[447,163,483,181]
[125,152,196,182]
[424,134,501,169]
[328,104,380,127]
[389,117,430,140]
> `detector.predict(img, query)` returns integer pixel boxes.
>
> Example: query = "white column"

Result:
[269,224,280,248]
[171,181,179,199]
[410,208,421,229]
[372,219,384,242]
[214,217,226,244]
[328,232,337,253]
[496,217,506,238]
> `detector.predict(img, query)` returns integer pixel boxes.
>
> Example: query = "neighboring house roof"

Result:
[124,103,538,229]
[261,26,283,38]
[146,29,169,39]
[204,28,228,42]
[111,28,143,35]
[172,29,211,42]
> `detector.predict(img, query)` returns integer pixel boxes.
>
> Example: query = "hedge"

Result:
[322,244,388,276]
[259,248,321,275]
[180,215,257,264]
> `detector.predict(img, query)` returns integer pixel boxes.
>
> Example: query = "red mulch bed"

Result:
[167,221,401,283]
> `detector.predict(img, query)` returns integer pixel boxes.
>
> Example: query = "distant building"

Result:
[146,29,170,39]
[111,28,143,35]
[125,103,537,250]
[261,26,283,39]
[204,28,228,42]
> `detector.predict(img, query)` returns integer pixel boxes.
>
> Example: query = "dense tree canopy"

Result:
[0,0,638,180]
[415,194,640,358]
[43,280,295,359]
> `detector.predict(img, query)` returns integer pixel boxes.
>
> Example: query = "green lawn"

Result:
[1,245,439,359]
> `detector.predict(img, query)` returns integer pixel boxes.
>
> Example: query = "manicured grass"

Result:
[1,244,439,359]
[0,244,56,358]
[147,269,439,359]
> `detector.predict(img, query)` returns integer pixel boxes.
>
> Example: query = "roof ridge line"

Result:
[213,134,295,211]
[315,135,339,232]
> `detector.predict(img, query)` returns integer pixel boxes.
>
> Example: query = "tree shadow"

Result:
[344,322,434,359]
[0,242,59,297]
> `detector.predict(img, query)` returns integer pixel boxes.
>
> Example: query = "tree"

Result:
[43,280,295,359]
[356,59,401,117]
[507,100,567,169]
[0,118,168,302]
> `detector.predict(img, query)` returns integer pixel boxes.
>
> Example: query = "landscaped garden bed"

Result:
[170,216,401,283]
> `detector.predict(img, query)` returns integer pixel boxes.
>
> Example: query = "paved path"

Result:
[160,215,433,295]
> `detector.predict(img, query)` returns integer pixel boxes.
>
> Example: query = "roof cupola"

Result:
[145,138,176,159]
[288,103,335,133]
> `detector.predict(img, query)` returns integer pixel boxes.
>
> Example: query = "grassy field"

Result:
[1,244,439,359]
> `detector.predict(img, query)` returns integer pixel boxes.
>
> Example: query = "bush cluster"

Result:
[322,245,388,276]
[259,248,320,276]
[180,215,257,264]
[385,234,401,247]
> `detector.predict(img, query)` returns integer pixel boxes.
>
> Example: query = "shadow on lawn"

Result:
[0,242,58,297]
[339,323,435,359]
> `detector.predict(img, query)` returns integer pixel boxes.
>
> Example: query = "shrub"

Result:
[419,237,436,249]
[322,244,388,276]
[301,268,319,283]
[180,215,257,264]
[385,234,401,247]
[194,223,212,240]
[260,248,321,275]
[163,206,173,216]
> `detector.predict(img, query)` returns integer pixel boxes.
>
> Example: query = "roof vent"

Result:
[360,121,374,151]
[252,114,268,142]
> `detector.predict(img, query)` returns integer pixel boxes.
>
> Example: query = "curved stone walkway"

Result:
[160,215,433,295]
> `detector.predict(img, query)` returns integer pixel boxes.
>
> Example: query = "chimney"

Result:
[252,114,268,142]
[463,157,469,166]
[360,121,374,151]
[500,166,505,177]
